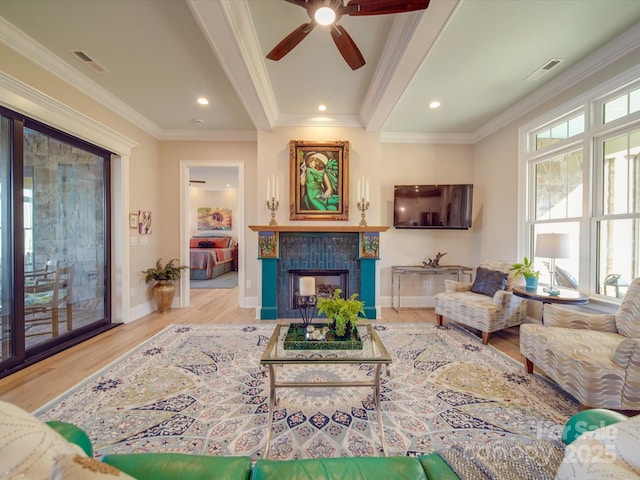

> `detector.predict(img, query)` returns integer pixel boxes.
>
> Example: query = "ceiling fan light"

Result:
[315,7,336,25]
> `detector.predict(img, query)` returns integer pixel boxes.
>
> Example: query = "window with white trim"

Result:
[523,77,640,300]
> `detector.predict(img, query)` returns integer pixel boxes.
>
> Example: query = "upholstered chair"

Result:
[434,260,528,344]
[520,277,640,410]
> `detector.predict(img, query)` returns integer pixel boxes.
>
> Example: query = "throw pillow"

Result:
[197,240,215,248]
[50,454,135,480]
[470,267,508,297]
[0,400,84,479]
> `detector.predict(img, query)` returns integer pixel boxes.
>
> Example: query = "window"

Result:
[523,75,640,300]
[595,129,640,297]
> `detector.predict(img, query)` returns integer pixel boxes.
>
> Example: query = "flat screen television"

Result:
[393,184,473,229]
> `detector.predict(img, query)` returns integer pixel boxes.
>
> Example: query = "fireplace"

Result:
[288,269,349,310]
[249,225,387,320]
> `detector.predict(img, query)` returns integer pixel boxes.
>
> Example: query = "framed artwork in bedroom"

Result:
[289,140,349,221]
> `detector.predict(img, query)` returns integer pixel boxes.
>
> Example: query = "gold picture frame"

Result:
[289,140,349,221]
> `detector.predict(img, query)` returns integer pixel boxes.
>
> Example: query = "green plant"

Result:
[317,288,365,337]
[510,256,540,279]
[142,258,189,284]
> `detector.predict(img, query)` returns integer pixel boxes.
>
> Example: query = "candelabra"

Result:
[266,197,279,226]
[357,198,370,226]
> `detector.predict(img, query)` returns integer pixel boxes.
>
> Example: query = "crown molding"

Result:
[159,129,257,142]
[0,71,138,153]
[471,22,640,143]
[0,17,162,139]
[380,131,473,144]
[276,113,364,128]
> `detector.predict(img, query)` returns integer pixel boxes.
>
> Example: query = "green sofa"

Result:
[45,409,629,480]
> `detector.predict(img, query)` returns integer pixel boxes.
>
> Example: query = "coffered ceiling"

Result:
[1,0,640,144]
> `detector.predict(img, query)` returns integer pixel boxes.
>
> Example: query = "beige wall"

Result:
[0,42,162,321]
[158,141,257,303]
[378,143,475,307]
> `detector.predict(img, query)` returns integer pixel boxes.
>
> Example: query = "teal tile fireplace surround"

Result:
[250,226,388,320]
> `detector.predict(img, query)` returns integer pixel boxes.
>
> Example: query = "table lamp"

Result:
[535,233,570,296]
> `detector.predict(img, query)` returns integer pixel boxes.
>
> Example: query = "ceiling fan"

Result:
[267,0,430,70]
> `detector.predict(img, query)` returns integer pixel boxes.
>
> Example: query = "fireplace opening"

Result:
[288,269,349,310]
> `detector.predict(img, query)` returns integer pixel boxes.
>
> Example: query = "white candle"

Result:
[365,179,369,202]
[299,276,315,296]
[276,176,279,201]
[357,178,361,201]
[266,176,270,201]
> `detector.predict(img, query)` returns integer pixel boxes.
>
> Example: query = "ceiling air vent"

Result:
[69,50,109,73]
[525,58,564,81]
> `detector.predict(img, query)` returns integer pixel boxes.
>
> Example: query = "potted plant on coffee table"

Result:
[142,258,189,313]
[510,256,540,291]
[317,288,365,338]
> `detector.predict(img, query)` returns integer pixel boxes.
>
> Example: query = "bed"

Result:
[189,235,237,280]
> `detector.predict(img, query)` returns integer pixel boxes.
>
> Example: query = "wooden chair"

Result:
[25,265,73,337]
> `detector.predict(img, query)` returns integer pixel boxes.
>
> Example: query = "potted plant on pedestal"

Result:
[317,288,365,337]
[510,257,540,291]
[142,259,189,313]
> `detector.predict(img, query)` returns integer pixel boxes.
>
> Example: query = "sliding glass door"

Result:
[0,115,14,364]
[0,107,112,374]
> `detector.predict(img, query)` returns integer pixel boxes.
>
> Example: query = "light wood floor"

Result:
[0,287,523,412]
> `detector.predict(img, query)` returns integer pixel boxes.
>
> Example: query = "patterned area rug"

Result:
[35,323,577,461]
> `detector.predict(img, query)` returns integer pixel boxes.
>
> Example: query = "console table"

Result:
[391,265,473,312]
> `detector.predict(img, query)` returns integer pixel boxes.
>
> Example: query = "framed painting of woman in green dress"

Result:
[289,140,349,220]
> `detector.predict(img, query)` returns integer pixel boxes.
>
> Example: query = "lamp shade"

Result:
[535,233,570,259]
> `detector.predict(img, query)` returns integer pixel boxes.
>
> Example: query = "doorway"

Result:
[180,161,245,308]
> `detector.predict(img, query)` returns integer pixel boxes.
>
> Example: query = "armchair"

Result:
[434,260,528,344]
[520,277,640,410]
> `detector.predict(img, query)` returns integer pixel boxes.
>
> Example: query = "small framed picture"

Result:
[258,231,279,258]
[129,213,138,229]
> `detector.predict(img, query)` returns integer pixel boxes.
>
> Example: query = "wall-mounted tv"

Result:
[393,184,473,229]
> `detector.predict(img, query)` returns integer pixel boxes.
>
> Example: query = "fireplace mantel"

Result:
[249,225,389,233]
[252,226,386,320]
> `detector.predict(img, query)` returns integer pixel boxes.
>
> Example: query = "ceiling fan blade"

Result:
[266,22,315,61]
[344,0,430,16]
[330,25,365,70]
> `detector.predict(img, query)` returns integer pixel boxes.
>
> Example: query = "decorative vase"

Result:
[525,277,538,291]
[152,280,175,313]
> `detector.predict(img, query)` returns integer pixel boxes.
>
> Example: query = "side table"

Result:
[512,286,588,322]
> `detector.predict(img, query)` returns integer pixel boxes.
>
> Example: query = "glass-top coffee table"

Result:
[260,323,392,458]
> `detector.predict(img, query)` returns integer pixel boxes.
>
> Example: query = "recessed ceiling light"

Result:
[318,104,327,111]
[429,101,441,109]
[315,7,336,25]
[197,97,209,105]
